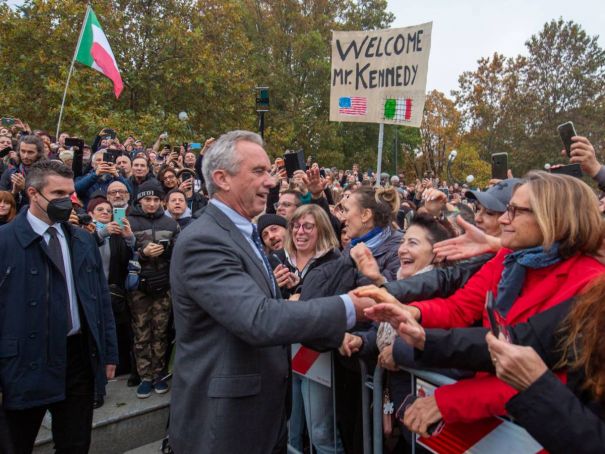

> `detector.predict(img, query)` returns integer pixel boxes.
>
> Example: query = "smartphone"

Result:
[491,152,508,180]
[0,147,12,159]
[550,163,583,179]
[173,146,181,154]
[105,128,117,139]
[557,121,577,157]
[113,207,126,227]
[102,151,118,163]
[485,291,510,341]
[64,137,84,151]
[190,143,202,150]
[284,150,305,179]
[396,394,445,436]
[158,239,170,248]
[181,171,193,182]
[1,117,15,127]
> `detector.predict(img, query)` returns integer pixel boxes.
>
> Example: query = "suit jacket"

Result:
[168,202,348,454]
[0,211,118,410]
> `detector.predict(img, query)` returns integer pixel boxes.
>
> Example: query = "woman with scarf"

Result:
[88,197,135,408]
[354,171,605,435]
[299,186,402,453]
[340,214,456,447]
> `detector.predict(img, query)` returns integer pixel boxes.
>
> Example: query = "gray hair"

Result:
[91,150,105,167]
[202,130,263,196]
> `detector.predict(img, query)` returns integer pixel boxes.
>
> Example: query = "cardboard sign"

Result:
[329,23,432,127]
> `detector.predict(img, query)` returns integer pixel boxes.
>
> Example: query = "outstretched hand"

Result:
[433,215,500,261]
[363,303,424,349]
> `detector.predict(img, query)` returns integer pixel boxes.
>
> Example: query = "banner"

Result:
[291,344,332,387]
[329,23,432,127]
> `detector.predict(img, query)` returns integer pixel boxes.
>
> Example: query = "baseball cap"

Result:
[466,178,523,212]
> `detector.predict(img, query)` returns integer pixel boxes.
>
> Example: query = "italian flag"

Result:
[75,7,123,99]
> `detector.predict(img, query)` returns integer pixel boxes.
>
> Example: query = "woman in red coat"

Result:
[356,171,605,432]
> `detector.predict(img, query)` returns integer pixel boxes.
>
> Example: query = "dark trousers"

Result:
[5,334,94,454]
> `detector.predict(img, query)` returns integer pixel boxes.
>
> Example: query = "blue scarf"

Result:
[350,226,383,247]
[495,243,562,316]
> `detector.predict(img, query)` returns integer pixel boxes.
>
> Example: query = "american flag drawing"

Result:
[338,96,367,115]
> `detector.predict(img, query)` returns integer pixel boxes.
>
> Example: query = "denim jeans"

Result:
[288,373,345,454]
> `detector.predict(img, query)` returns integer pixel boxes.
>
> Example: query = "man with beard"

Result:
[0,135,46,210]
[257,213,287,253]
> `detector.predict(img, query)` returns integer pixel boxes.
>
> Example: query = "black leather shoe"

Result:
[93,396,104,409]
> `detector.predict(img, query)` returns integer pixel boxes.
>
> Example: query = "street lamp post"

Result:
[255,87,269,139]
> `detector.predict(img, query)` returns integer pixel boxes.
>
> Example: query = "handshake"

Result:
[347,285,408,320]
[343,285,425,356]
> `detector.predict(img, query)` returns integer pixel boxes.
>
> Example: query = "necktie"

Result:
[251,225,276,295]
[47,227,73,332]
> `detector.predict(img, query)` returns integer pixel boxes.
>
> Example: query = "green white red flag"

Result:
[75,7,123,98]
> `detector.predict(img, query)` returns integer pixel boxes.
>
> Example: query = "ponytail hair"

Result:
[352,186,400,228]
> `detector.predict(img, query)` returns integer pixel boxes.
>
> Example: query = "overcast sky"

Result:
[387,0,605,96]
[6,0,605,97]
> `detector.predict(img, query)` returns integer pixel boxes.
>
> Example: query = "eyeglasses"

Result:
[505,204,533,220]
[107,190,129,196]
[274,201,298,210]
[291,222,316,233]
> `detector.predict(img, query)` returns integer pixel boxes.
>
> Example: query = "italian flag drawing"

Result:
[75,7,123,98]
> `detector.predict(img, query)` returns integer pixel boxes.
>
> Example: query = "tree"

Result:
[453,20,605,174]
[419,90,462,179]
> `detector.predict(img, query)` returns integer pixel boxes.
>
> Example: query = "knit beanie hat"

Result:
[257,213,288,236]
[137,180,165,202]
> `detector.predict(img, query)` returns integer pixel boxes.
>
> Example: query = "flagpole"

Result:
[56,5,91,139]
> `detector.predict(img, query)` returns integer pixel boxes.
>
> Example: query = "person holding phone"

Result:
[354,171,605,435]
[176,168,207,215]
[87,197,135,407]
[127,180,179,398]
[74,149,132,207]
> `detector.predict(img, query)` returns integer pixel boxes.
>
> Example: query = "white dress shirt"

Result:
[27,211,81,335]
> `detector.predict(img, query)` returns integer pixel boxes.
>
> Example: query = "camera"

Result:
[77,213,93,225]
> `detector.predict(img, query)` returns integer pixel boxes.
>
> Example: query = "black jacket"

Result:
[303,229,404,301]
[416,299,605,454]
[269,248,341,299]
[127,205,180,277]
[384,253,492,303]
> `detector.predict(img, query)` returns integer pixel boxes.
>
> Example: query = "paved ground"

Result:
[124,439,164,453]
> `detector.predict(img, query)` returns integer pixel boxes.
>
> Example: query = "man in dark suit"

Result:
[169,130,372,453]
[0,160,118,454]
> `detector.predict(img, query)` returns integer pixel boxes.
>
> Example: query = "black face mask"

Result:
[38,193,73,223]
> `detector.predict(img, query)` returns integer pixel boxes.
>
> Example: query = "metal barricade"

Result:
[288,347,342,454]
[358,360,384,454]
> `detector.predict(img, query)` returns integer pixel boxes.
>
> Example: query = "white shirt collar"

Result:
[210,198,254,237]
[26,210,65,238]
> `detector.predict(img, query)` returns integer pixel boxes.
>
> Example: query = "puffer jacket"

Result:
[127,205,180,277]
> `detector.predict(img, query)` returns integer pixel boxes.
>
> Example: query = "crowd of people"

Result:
[1,118,605,454]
